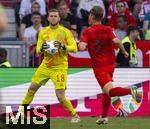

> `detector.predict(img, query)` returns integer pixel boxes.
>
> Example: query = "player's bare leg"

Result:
[103,82,139,101]
[96,81,139,125]
[55,90,80,123]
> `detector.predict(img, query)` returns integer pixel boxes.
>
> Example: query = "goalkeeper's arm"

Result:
[54,39,77,53]
[63,30,78,53]
[36,31,47,55]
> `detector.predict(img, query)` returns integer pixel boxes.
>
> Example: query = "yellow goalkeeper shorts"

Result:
[32,65,67,90]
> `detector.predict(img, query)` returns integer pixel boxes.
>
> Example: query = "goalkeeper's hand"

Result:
[54,41,66,50]
[40,43,49,52]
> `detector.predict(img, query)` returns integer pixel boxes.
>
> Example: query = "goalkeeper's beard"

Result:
[50,22,59,27]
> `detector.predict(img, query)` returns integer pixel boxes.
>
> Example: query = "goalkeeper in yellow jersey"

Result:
[19,9,80,123]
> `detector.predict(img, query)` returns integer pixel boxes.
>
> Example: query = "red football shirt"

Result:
[108,12,137,29]
[80,24,117,68]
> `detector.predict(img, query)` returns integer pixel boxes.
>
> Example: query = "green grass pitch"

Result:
[1,116,150,129]
[50,117,150,129]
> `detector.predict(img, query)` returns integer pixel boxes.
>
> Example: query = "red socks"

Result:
[102,94,111,117]
[109,87,131,97]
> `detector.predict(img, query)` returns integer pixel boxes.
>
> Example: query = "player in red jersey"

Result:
[78,6,139,124]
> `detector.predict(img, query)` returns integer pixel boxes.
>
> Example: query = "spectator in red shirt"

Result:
[78,6,140,125]
[132,2,142,26]
[107,0,130,20]
[108,1,137,29]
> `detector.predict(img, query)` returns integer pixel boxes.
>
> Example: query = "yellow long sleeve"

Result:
[36,30,44,55]
[66,32,78,53]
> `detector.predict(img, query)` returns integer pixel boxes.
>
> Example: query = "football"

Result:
[45,40,58,54]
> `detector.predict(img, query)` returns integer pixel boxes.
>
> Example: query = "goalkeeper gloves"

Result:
[54,41,66,50]
[40,43,49,52]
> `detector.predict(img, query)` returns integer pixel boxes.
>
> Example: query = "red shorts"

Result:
[93,65,115,88]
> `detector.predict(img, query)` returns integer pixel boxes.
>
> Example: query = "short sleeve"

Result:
[19,0,26,16]
[108,27,117,40]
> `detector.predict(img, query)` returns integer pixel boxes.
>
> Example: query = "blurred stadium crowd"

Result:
[0,0,150,67]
